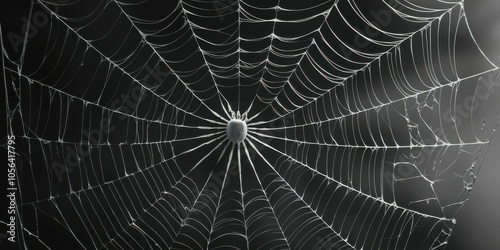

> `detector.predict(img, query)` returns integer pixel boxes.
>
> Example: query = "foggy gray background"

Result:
[447,0,500,249]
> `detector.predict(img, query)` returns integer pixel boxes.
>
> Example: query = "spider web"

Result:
[2,0,499,249]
